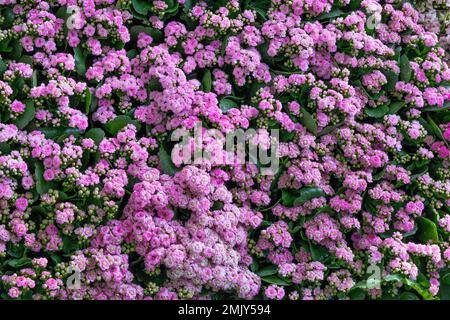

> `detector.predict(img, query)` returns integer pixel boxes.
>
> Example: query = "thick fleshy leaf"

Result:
[219,98,238,112]
[85,128,105,145]
[13,100,35,129]
[202,69,212,92]
[399,55,412,82]
[365,104,389,118]
[104,115,141,135]
[416,217,439,243]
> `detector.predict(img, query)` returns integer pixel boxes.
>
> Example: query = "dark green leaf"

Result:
[442,273,450,286]
[104,115,141,135]
[129,26,163,42]
[439,282,450,300]
[35,161,50,194]
[11,40,23,60]
[158,145,179,176]
[261,276,291,286]
[281,189,296,207]
[0,58,7,76]
[348,288,366,300]
[85,128,105,145]
[132,0,152,14]
[202,69,212,92]
[74,46,86,75]
[400,292,419,300]
[365,104,389,118]
[416,217,439,243]
[317,9,345,21]
[423,104,450,112]
[299,108,317,135]
[309,242,329,262]
[399,55,411,82]
[383,70,398,92]
[5,257,32,268]
[62,236,79,254]
[388,101,405,114]
[293,187,326,206]
[85,88,92,114]
[38,127,81,139]
[13,100,35,129]
[32,70,38,87]
[256,265,278,277]
[426,114,444,141]
[219,98,238,113]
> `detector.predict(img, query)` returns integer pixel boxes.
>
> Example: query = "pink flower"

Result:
[8,287,20,299]
[15,197,28,211]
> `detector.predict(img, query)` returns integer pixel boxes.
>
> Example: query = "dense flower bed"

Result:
[416,0,449,56]
[0,0,449,300]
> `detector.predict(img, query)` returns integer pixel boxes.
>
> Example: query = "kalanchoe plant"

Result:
[0,0,449,300]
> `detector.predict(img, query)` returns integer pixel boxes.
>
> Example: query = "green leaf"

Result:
[13,100,35,129]
[248,82,266,100]
[0,58,6,76]
[252,6,267,19]
[62,236,79,255]
[104,115,141,135]
[132,0,152,14]
[35,161,51,194]
[147,78,162,91]
[399,55,412,82]
[0,38,12,52]
[129,26,163,42]
[164,0,179,14]
[32,70,38,87]
[384,274,402,282]
[442,273,450,286]
[158,145,179,176]
[85,128,105,145]
[281,189,297,207]
[183,0,194,10]
[85,88,92,114]
[317,9,345,21]
[318,121,344,137]
[38,127,81,139]
[388,101,405,114]
[48,252,62,264]
[423,104,450,112]
[373,167,386,181]
[5,257,32,268]
[11,40,23,60]
[439,283,450,300]
[426,114,444,141]
[2,7,15,26]
[299,108,317,135]
[256,265,278,277]
[261,276,291,286]
[416,217,439,243]
[400,292,419,300]
[383,70,398,92]
[293,187,326,206]
[202,69,212,92]
[365,104,389,118]
[417,272,431,289]
[130,6,147,20]
[309,242,329,262]
[403,277,434,300]
[348,288,366,300]
[74,46,86,75]
[127,49,138,59]
[219,98,238,113]
[7,244,25,258]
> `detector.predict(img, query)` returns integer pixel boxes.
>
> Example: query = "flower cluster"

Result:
[0,0,449,300]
